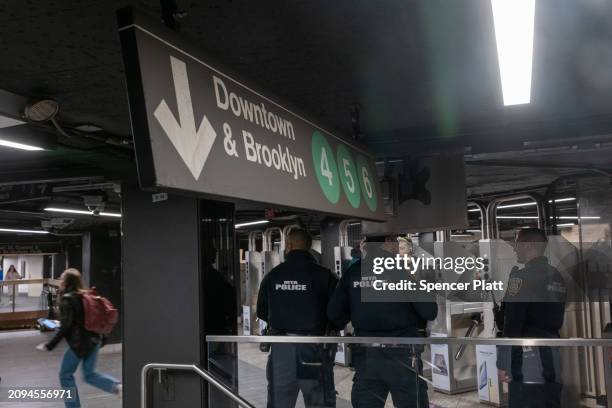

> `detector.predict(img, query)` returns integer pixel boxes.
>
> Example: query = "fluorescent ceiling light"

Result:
[44,207,122,218]
[466,229,482,233]
[99,212,122,218]
[491,0,536,105]
[497,216,539,219]
[555,216,600,220]
[235,220,270,228]
[496,215,599,220]
[0,138,44,151]
[0,228,48,234]
[556,223,575,228]
[479,198,576,213]
[497,201,536,209]
[0,115,24,129]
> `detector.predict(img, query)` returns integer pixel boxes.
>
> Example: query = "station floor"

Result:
[0,330,485,408]
[0,330,122,408]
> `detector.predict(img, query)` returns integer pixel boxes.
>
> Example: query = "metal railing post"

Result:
[141,363,256,408]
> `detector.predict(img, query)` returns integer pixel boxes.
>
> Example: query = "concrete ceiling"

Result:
[0,0,611,226]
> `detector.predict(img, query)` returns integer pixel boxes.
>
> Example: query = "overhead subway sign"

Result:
[118,9,385,221]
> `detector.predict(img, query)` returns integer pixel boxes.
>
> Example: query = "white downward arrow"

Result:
[154,56,217,180]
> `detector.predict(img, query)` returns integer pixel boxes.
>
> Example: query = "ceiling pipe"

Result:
[466,159,612,178]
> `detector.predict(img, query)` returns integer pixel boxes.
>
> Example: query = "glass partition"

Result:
[0,279,57,325]
[205,336,612,408]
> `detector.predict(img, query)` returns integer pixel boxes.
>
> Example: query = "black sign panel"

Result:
[362,154,468,233]
[118,9,385,221]
[0,243,62,255]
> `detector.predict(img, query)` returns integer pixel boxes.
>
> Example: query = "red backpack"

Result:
[82,288,118,334]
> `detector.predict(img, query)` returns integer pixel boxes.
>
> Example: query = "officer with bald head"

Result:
[257,228,338,408]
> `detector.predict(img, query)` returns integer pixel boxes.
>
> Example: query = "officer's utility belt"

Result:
[267,328,324,336]
[356,343,422,351]
[356,330,427,352]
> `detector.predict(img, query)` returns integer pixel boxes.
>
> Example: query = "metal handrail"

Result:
[466,201,486,238]
[141,363,255,408]
[0,278,60,286]
[206,335,612,347]
[485,193,545,239]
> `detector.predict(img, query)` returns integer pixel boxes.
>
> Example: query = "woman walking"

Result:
[36,268,121,407]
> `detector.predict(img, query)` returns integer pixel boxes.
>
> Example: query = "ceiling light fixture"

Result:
[44,207,122,218]
[0,138,44,151]
[497,201,537,210]
[471,198,576,213]
[0,228,49,234]
[0,115,24,129]
[235,220,270,228]
[555,216,600,220]
[548,197,576,203]
[491,0,536,105]
[24,99,59,123]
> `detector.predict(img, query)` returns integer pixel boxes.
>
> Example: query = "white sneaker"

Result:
[115,383,122,398]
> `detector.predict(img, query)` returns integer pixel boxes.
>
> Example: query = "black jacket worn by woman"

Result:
[45,292,101,357]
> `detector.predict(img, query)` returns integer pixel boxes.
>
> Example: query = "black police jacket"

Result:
[496,256,567,371]
[327,259,438,337]
[45,292,102,357]
[256,250,338,335]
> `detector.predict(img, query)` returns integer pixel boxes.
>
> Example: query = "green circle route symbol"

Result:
[356,155,378,212]
[336,145,361,208]
[312,131,340,204]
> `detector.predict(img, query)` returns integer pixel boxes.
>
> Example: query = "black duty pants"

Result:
[350,347,428,408]
[508,381,562,408]
[266,343,335,408]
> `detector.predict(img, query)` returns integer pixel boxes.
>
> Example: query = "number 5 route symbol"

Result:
[337,145,361,208]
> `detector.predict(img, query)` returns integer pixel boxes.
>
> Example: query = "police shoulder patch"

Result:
[507,277,523,296]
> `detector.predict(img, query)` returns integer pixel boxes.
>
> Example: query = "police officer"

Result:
[327,235,437,408]
[496,228,567,408]
[257,228,338,408]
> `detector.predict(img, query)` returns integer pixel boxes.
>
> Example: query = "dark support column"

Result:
[52,253,66,279]
[320,218,341,271]
[65,239,83,273]
[81,233,91,285]
[42,255,52,279]
[122,185,203,408]
[201,200,239,407]
[81,226,122,343]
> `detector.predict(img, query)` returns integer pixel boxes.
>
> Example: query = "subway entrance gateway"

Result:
[118,9,384,221]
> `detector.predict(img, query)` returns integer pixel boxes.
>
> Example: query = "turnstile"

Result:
[243,231,264,335]
[242,225,301,335]
[334,219,358,366]
[429,232,485,396]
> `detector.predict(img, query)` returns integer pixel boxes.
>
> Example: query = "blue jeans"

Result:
[59,345,118,408]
